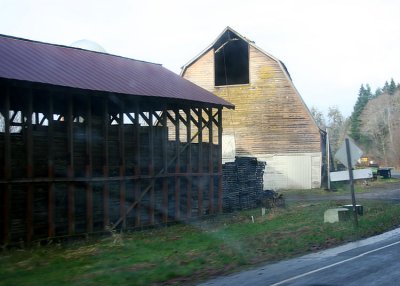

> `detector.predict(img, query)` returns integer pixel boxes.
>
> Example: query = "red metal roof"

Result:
[0,35,234,109]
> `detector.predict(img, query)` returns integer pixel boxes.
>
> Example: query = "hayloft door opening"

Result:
[214,32,249,86]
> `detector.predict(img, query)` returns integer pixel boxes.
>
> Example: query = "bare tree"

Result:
[310,106,326,129]
[360,92,400,166]
[327,106,347,155]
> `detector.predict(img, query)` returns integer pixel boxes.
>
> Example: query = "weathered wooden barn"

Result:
[181,27,324,190]
[0,35,233,244]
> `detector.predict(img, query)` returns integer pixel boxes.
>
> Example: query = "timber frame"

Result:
[0,80,224,244]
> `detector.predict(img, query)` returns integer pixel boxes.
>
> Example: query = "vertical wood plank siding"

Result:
[183,46,320,156]
[0,84,224,244]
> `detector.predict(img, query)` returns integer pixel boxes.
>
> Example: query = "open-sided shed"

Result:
[0,35,233,244]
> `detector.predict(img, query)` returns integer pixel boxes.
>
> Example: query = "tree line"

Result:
[311,78,400,168]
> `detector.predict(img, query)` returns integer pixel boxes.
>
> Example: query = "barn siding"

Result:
[182,32,322,189]
[257,153,321,190]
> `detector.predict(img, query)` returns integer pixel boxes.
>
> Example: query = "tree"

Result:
[350,84,372,142]
[382,81,390,94]
[388,78,397,95]
[310,106,326,129]
[374,88,382,98]
[327,106,346,154]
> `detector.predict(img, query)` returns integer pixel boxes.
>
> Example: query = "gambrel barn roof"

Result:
[0,34,234,109]
[181,26,317,125]
[180,27,325,190]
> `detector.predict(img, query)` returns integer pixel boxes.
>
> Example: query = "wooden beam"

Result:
[67,95,75,235]
[134,104,141,227]
[217,107,223,213]
[186,108,192,219]
[197,108,203,216]
[10,111,18,124]
[48,92,55,238]
[174,109,180,220]
[3,87,11,244]
[112,107,218,228]
[162,109,168,224]
[149,110,155,225]
[103,97,110,228]
[26,91,34,243]
[139,111,151,126]
[207,108,214,214]
[86,96,93,233]
[166,110,176,126]
[119,100,126,229]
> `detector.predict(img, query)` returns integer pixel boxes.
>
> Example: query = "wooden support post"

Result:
[26,91,34,243]
[48,92,55,238]
[197,108,203,216]
[134,104,141,227]
[67,95,75,235]
[149,110,155,225]
[174,109,180,220]
[186,108,192,219]
[162,108,169,224]
[207,108,214,214]
[217,108,223,213]
[119,101,126,229]
[3,88,11,244]
[103,97,110,228]
[86,96,93,233]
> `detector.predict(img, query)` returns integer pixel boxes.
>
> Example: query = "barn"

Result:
[0,35,233,244]
[181,27,325,190]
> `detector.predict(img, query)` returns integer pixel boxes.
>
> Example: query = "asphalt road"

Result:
[198,228,400,286]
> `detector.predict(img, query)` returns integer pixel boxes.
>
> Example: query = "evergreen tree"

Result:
[350,84,372,141]
[388,78,396,95]
[374,88,382,98]
[382,81,390,93]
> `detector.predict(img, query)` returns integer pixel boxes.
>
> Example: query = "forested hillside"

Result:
[357,81,400,167]
[311,79,400,168]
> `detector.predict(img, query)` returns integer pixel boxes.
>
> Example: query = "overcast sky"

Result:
[1,0,399,117]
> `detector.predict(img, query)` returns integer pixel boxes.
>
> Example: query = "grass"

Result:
[280,177,400,197]
[1,196,400,285]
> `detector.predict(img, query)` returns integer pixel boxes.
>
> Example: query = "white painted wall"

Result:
[221,139,322,190]
[257,153,322,190]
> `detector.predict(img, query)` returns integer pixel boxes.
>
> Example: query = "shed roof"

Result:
[0,34,234,109]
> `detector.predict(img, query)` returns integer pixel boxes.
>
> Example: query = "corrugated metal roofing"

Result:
[0,35,234,109]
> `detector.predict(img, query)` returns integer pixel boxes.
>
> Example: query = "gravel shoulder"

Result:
[284,181,400,202]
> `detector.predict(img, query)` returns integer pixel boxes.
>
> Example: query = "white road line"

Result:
[270,240,400,286]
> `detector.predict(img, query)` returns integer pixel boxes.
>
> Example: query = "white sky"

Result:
[1,0,400,117]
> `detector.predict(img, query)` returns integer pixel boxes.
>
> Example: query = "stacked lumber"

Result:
[222,157,266,211]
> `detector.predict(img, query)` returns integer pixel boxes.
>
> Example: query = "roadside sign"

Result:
[332,137,363,227]
[330,168,373,182]
[335,138,363,168]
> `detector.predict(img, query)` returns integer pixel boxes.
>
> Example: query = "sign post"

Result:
[345,138,358,227]
[334,137,363,227]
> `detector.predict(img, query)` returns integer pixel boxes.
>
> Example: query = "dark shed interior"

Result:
[0,35,232,245]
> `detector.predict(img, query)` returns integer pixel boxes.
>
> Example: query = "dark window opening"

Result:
[214,31,249,86]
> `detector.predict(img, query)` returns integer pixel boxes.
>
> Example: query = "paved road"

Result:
[198,228,400,286]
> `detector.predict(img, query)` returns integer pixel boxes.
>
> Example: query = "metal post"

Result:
[345,138,358,227]
[326,128,331,190]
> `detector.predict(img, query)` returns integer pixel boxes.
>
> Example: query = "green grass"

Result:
[1,200,400,285]
[280,177,400,196]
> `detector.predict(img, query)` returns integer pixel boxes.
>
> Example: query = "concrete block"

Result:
[324,208,350,223]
